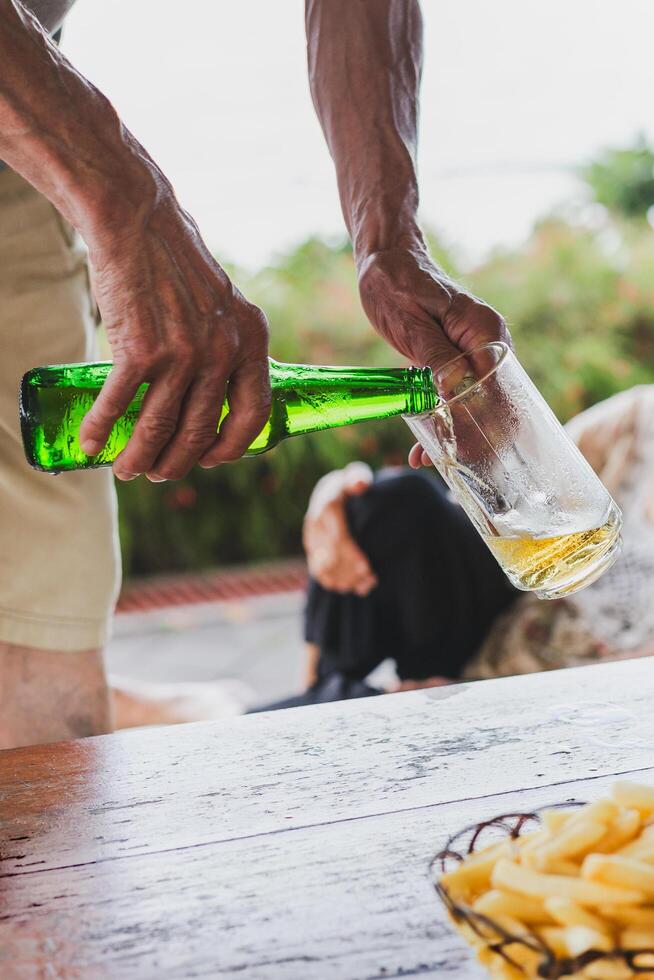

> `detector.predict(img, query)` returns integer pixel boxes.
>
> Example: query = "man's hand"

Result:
[357,243,510,468]
[81,199,270,482]
[303,462,378,595]
[0,0,270,481]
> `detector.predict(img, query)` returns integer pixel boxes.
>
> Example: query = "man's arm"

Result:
[0,0,270,481]
[306,0,510,464]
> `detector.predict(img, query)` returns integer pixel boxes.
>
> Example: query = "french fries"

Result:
[437,782,654,979]
[474,888,553,924]
[583,855,654,895]
[612,783,654,817]
[492,858,644,906]
[532,817,607,868]
[544,897,608,932]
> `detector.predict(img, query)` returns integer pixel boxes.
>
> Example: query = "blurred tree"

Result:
[116,148,654,579]
[581,134,654,219]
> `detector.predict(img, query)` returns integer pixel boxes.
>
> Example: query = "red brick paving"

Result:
[116,559,308,614]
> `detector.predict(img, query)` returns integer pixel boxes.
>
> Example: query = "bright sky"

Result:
[64,0,654,271]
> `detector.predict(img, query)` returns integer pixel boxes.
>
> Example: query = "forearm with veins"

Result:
[0,0,164,246]
[305,0,425,265]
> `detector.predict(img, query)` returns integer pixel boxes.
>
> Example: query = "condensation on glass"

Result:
[20,358,436,473]
[404,342,622,599]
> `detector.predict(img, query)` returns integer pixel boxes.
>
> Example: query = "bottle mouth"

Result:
[409,341,510,418]
[407,365,439,415]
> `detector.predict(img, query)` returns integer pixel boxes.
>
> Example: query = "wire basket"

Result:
[430,808,654,979]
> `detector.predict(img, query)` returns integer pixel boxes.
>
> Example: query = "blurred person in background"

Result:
[254,385,654,710]
[0,0,507,747]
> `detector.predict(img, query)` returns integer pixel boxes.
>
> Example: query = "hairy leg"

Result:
[0,643,112,750]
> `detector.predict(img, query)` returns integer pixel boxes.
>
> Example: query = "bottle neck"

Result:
[265,360,437,444]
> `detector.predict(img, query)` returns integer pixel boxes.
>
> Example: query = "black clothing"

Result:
[255,469,519,712]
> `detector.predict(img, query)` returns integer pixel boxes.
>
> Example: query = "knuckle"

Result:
[212,323,239,358]
[241,299,268,332]
[247,397,271,425]
[92,397,123,425]
[139,352,165,377]
[202,362,228,385]
[250,306,269,341]
[171,335,199,369]
[110,358,140,384]
[183,424,216,451]
[138,413,177,444]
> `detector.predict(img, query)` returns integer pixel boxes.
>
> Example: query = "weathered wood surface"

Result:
[0,657,653,978]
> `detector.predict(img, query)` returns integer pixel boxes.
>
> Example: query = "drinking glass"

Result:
[404,342,622,599]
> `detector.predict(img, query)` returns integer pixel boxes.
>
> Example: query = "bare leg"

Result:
[0,643,112,750]
[304,642,320,687]
[110,676,254,730]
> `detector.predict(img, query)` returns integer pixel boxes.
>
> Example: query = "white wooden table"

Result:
[1,656,653,979]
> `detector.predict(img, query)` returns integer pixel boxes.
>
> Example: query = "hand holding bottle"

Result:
[79,193,271,483]
[0,1,271,484]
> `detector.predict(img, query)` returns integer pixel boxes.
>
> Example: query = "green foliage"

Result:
[116,171,654,579]
[467,216,654,420]
[581,134,654,219]
[117,238,414,577]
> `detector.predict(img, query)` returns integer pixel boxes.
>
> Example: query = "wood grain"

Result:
[1,658,653,877]
[2,773,654,979]
[0,657,652,978]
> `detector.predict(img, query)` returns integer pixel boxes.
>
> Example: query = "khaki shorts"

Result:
[0,169,120,651]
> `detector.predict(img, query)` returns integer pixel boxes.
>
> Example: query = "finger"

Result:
[79,365,142,456]
[354,575,378,597]
[413,293,509,394]
[348,551,377,593]
[422,676,451,688]
[400,310,462,375]
[425,288,510,353]
[408,443,424,468]
[317,573,337,592]
[199,358,271,467]
[396,680,419,692]
[408,446,434,469]
[112,372,189,480]
[350,545,375,576]
[147,373,227,481]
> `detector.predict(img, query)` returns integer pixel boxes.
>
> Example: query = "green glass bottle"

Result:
[20,359,437,474]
